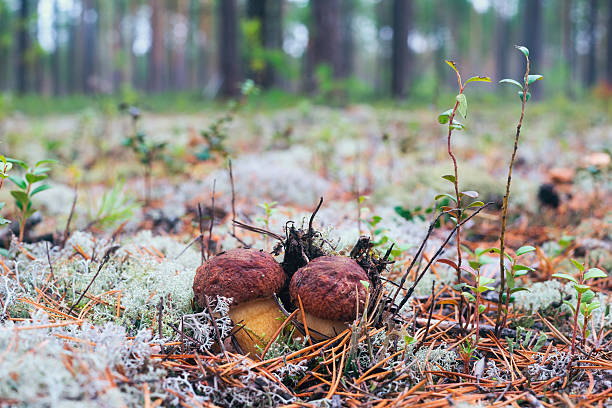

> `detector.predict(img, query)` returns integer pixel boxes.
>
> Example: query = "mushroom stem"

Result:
[297,312,347,339]
[229,297,284,355]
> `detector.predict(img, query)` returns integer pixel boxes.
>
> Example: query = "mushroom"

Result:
[193,248,286,355]
[289,256,370,339]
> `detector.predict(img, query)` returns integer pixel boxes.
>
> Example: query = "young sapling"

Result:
[8,158,56,241]
[0,154,12,226]
[438,60,490,330]
[495,46,543,335]
[552,260,606,354]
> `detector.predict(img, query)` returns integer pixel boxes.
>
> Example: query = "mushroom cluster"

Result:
[289,256,370,338]
[193,248,286,355]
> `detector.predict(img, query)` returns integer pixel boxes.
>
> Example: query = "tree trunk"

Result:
[586,0,598,87]
[218,0,241,96]
[16,0,30,94]
[82,0,97,93]
[149,0,164,92]
[607,0,612,83]
[391,0,412,98]
[523,0,542,97]
[562,0,574,95]
[310,0,342,80]
[338,0,354,79]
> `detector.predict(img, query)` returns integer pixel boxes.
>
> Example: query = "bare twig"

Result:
[197,203,205,263]
[228,159,237,237]
[67,245,119,316]
[204,295,227,356]
[208,179,216,259]
[61,185,78,248]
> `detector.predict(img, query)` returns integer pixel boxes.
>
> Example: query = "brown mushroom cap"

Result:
[193,248,285,307]
[289,256,369,321]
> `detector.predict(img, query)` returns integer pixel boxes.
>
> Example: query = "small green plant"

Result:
[122,132,167,206]
[437,60,490,330]
[198,79,260,161]
[257,201,277,249]
[552,260,606,354]
[87,180,140,230]
[495,46,543,335]
[471,245,535,330]
[0,154,12,226]
[459,263,495,347]
[7,158,56,241]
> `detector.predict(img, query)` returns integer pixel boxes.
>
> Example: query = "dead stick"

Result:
[208,179,216,259]
[61,185,78,248]
[204,295,227,356]
[228,159,237,237]
[197,204,205,263]
[67,245,118,316]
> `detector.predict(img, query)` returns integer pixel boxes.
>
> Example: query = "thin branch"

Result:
[207,179,216,259]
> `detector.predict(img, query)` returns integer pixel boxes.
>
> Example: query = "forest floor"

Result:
[0,99,611,407]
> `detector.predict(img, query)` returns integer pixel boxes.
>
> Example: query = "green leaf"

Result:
[587,302,601,313]
[434,193,457,203]
[570,259,585,272]
[583,268,606,281]
[456,94,467,118]
[552,273,578,284]
[459,190,478,198]
[450,121,465,130]
[467,201,485,208]
[581,289,595,304]
[563,300,576,314]
[10,190,29,207]
[438,109,453,124]
[35,159,57,167]
[6,158,27,170]
[499,79,524,90]
[515,45,529,57]
[441,174,456,183]
[31,184,52,197]
[25,173,48,184]
[510,287,530,294]
[360,280,370,289]
[574,284,590,294]
[8,176,26,190]
[465,76,492,85]
[516,246,536,256]
[513,264,534,272]
[463,292,476,302]
[527,75,543,84]
[478,304,486,313]
[445,60,459,75]
[518,91,531,102]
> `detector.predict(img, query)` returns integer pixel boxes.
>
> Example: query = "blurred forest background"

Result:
[1,0,611,107]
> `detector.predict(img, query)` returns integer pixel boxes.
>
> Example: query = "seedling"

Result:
[495,45,543,335]
[257,201,278,249]
[552,260,606,353]
[0,154,12,226]
[8,158,56,241]
[438,60,490,330]
[122,131,167,206]
[474,245,535,329]
[199,79,260,161]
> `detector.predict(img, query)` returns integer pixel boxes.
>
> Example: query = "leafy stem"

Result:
[439,60,491,331]
[495,46,542,335]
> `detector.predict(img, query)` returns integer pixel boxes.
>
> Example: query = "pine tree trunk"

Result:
[149,0,164,92]
[218,0,241,96]
[586,0,598,87]
[523,0,542,97]
[16,0,30,94]
[607,0,612,83]
[391,0,412,98]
